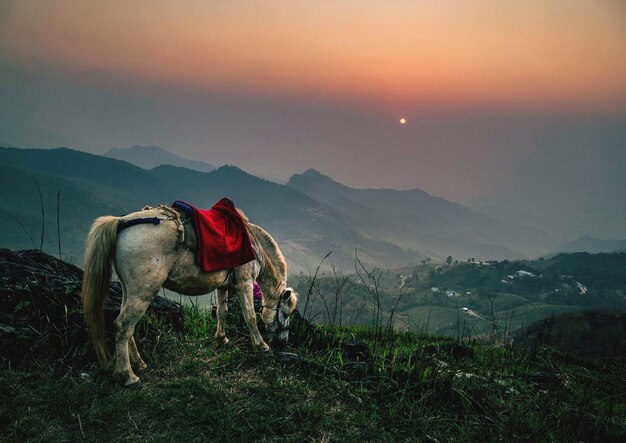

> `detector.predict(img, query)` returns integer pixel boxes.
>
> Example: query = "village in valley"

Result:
[292,252,622,339]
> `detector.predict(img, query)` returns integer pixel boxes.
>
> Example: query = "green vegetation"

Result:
[2,243,625,441]
[1,306,624,442]
[293,253,626,339]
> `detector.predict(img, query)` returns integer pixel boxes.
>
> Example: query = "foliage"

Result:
[292,252,626,342]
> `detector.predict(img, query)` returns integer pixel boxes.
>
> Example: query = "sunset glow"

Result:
[1,1,625,113]
[1,1,624,212]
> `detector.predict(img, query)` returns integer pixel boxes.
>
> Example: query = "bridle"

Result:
[260,286,291,334]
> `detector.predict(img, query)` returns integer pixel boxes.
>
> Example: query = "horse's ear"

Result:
[283,288,298,312]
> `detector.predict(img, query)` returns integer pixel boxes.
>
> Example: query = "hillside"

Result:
[1,250,624,442]
[288,169,553,260]
[292,252,626,341]
[513,310,626,360]
[104,145,217,172]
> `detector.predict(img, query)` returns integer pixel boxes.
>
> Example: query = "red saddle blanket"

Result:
[173,198,256,273]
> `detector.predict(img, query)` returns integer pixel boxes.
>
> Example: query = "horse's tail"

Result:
[81,215,120,365]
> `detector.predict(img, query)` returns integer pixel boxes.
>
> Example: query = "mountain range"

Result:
[0,145,614,273]
[287,169,553,261]
[104,145,216,172]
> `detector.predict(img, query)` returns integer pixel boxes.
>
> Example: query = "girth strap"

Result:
[224,268,236,289]
[117,217,160,233]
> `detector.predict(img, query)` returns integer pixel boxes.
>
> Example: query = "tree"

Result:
[446,256,453,265]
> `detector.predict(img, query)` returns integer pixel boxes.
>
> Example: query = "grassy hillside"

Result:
[1,250,624,441]
[2,306,624,442]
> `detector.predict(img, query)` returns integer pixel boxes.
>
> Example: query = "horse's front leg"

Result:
[214,288,229,345]
[235,280,270,352]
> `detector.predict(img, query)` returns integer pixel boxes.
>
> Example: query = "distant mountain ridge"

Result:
[287,169,554,260]
[0,147,420,271]
[104,145,216,173]
[555,236,626,254]
[0,147,564,272]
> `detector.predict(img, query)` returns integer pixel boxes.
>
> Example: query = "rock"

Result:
[79,372,92,382]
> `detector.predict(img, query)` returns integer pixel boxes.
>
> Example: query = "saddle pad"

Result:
[172,198,255,273]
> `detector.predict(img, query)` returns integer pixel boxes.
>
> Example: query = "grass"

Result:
[1,306,625,442]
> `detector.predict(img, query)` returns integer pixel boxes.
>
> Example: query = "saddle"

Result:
[170,200,197,248]
[172,198,256,273]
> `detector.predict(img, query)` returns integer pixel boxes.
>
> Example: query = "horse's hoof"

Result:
[257,343,270,352]
[215,336,229,346]
[133,362,148,373]
[113,370,139,386]
[124,379,142,390]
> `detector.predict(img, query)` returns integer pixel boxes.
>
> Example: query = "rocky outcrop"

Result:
[0,249,182,365]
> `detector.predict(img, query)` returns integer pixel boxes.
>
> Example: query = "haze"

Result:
[1,0,625,239]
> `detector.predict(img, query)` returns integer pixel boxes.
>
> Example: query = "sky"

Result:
[1,1,625,238]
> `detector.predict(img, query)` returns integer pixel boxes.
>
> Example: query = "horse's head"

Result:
[261,287,298,351]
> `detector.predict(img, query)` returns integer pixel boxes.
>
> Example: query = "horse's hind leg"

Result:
[112,293,153,386]
[118,278,147,372]
[214,288,229,345]
[129,336,147,372]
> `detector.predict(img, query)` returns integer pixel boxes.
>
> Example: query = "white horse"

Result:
[80,204,298,387]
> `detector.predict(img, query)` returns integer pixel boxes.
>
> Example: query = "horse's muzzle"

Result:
[269,332,288,351]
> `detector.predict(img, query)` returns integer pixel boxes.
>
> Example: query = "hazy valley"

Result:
[0,145,601,274]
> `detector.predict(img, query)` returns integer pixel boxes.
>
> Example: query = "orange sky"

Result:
[2,0,625,113]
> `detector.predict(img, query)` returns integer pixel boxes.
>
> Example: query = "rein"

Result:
[259,283,290,334]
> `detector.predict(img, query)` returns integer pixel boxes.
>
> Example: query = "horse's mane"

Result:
[236,208,249,224]
[238,208,286,288]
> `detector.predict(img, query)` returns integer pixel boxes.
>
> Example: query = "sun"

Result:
[399,118,406,125]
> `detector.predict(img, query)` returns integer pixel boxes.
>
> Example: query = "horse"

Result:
[80,203,298,387]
